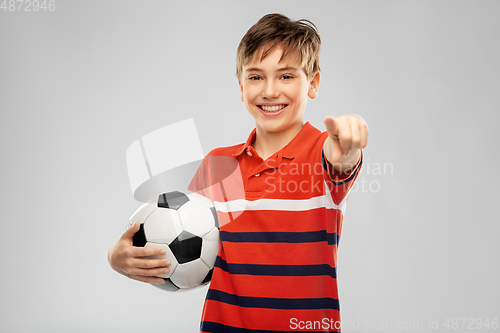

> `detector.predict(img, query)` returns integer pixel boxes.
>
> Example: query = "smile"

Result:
[258,104,288,112]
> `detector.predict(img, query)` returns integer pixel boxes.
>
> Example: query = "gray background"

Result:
[1,0,499,332]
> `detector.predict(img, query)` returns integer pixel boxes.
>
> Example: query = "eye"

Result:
[248,76,262,81]
[281,75,293,80]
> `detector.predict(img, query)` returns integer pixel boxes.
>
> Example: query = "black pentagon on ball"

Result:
[169,231,203,264]
[201,268,214,285]
[158,191,189,210]
[132,223,147,247]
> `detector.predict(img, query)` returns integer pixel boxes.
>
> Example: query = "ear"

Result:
[238,78,244,102]
[308,71,320,99]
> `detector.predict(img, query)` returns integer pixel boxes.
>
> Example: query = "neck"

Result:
[252,122,304,160]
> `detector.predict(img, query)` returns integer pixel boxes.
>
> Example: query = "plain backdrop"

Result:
[1,0,499,332]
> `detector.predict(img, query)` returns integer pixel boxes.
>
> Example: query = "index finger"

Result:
[324,116,339,138]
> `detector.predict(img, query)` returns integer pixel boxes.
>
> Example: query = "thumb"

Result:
[123,221,140,240]
[324,116,339,139]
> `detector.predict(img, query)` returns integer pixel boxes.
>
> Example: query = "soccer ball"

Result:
[128,191,220,291]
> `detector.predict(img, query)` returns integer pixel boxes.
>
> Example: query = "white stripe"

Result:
[214,181,349,214]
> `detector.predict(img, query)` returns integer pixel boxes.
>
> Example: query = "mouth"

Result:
[258,104,288,113]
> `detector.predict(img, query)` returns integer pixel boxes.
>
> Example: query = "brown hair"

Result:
[236,13,321,80]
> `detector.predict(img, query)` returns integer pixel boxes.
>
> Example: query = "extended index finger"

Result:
[324,116,339,138]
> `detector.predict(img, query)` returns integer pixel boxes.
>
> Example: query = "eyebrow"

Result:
[245,66,299,73]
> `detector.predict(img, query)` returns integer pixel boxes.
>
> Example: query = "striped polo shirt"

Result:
[188,122,362,332]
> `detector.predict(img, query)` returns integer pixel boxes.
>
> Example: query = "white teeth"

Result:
[261,105,286,112]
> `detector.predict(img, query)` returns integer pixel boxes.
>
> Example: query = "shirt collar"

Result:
[232,121,320,159]
[232,127,257,157]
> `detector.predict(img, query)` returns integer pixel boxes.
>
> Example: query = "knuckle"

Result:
[123,248,131,257]
[339,133,349,142]
[123,258,134,269]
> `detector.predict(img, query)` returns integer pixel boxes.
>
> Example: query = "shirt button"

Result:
[247,151,252,156]
[255,173,260,177]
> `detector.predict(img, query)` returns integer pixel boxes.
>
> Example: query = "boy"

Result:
[108,13,368,332]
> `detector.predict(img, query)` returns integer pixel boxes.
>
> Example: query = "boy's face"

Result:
[238,44,320,137]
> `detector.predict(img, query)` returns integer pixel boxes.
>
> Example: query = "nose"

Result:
[262,79,280,99]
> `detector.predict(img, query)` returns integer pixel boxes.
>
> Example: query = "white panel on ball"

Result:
[170,259,210,289]
[178,201,216,237]
[200,228,221,268]
[144,209,183,244]
[144,243,178,279]
[128,203,157,226]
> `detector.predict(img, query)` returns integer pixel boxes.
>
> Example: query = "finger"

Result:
[129,257,171,269]
[125,245,168,259]
[357,115,369,132]
[324,116,339,138]
[125,265,171,279]
[127,274,167,284]
[359,121,368,149]
[122,221,140,240]
[337,118,352,155]
[349,118,361,152]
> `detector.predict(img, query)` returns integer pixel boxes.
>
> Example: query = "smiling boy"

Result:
[109,13,368,332]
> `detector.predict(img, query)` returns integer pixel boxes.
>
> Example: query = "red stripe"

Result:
[221,241,338,266]
[201,300,341,332]
[210,270,339,299]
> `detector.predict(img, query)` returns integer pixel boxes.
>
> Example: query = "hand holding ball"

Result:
[128,191,220,291]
